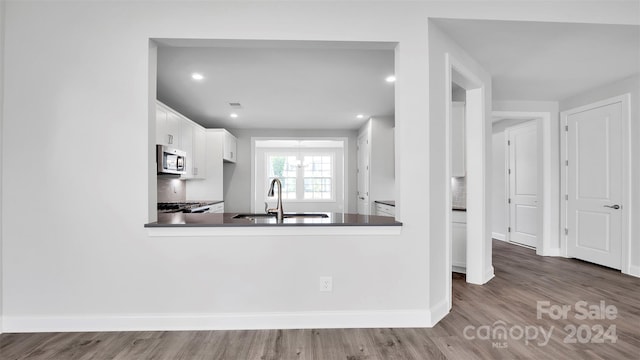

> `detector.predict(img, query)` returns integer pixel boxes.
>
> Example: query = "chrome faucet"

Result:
[267,178,284,223]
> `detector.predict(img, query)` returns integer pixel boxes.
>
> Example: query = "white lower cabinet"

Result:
[452,210,467,273]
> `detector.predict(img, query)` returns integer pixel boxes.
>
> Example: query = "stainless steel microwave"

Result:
[157,145,186,175]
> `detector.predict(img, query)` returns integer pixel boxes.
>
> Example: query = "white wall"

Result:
[491,119,531,240]
[0,0,5,334]
[222,128,358,213]
[560,74,640,276]
[1,1,637,332]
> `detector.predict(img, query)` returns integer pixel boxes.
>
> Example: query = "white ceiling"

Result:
[156,40,395,130]
[434,19,640,101]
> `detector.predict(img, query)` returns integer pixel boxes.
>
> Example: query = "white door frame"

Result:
[493,111,557,257]
[504,120,540,249]
[356,130,370,215]
[445,52,491,303]
[560,94,632,275]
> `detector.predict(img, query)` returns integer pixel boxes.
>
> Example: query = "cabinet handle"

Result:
[231,151,234,159]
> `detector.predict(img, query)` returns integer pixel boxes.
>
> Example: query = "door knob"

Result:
[359,197,365,200]
[604,204,620,210]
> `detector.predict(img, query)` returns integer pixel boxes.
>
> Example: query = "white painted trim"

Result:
[452,265,466,274]
[3,309,431,333]
[444,53,453,310]
[503,128,511,243]
[427,298,450,327]
[147,226,402,237]
[538,247,563,257]
[445,53,491,289]
[492,232,506,241]
[465,86,488,285]
[628,265,640,278]
[484,266,495,283]
[560,94,632,274]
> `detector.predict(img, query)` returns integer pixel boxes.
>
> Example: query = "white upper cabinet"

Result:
[155,106,168,145]
[156,100,207,180]
[222,130,237,163]
[451,101,466,177]
[156,102,182,148]
[180,119,194,179]
[166,112,183,149]
[192,126,206,179]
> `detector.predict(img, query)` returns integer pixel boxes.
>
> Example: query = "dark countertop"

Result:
[374,200,395,207]
[452,207,467,211]
[145,212,403,228]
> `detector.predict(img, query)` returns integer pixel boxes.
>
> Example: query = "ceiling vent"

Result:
[229,102,242,108]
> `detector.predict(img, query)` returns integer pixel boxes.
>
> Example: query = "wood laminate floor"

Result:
[1,240,639,359]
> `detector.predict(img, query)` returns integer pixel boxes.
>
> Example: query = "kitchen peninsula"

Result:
[145,212,402,236]
[146,212,401,227]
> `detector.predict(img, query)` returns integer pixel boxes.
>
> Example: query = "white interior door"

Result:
[507,121,538,248]
[357,133,370,215]
[567,102,622,270]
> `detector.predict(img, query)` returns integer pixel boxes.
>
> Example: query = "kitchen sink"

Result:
[233,213,329,220]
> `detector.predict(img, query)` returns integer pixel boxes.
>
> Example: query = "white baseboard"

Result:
[427,298,450,327]
[492,232,506,241]
[3,309,432,333]
[484,266,495,283]
[538,247,562,257]
[452,264,466,274]
[628,265,640,278]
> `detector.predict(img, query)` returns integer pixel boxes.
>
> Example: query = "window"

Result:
[267,155,298,199]
[303,155,332,199]
[265,152,335,202]
[254,138,345,212]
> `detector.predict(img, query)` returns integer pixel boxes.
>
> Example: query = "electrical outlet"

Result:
[319,276,333,292]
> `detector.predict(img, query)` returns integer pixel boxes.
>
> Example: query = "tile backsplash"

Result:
[452,176,466,209]
[157,177,186,202]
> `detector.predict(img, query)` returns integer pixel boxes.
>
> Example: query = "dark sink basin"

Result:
[232,213,276,219]
[233,213,329,220]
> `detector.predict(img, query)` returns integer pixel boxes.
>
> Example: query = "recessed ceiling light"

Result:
[356,114,365,119]
[191,73,204,81]
[230,113,239,118]
[385,75,396,83]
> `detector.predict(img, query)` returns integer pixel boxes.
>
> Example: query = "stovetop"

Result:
[157,201,215,213]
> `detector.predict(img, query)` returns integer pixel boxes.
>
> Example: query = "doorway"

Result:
[445,54,491,295]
